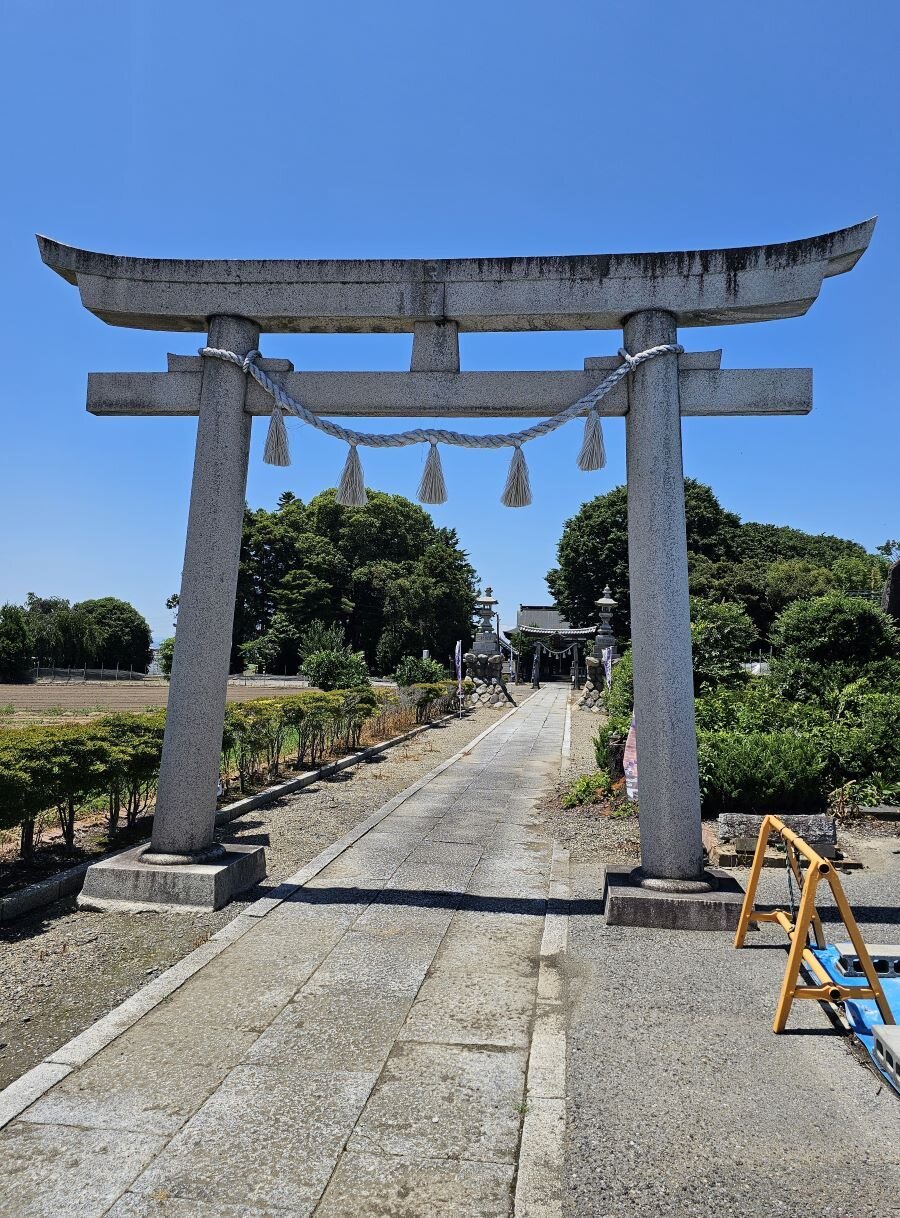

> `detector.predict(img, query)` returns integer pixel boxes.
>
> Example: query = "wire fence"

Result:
[31,665,155,683]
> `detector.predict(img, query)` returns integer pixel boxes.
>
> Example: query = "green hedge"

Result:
[0,683,460,860]
[696,730,827,816]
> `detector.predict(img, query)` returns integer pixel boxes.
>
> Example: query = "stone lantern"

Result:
[593,587,618,658]
[473,587,500,656]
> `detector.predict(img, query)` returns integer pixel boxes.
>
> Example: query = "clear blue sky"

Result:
[1,1,897,639]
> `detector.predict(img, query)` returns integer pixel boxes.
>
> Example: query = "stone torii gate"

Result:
[38,221,874,921]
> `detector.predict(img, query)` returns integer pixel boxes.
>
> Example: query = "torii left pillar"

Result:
[80,315,267,911]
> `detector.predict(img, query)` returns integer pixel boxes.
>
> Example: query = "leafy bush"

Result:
[603,649,633,720]
[562,771,612,808]
[772,593,898,667]
[403,681,455,723]
[770,594,900,698]
[697,730,826,816]
[0,677,460,862]
[157,637,175,678]
[394,655,447,686]
[690,597,757,691]
[303,648,369,692]
[298,619,346,659]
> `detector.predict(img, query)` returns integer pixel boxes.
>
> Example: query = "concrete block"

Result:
[0,879,60,921]
[77,842,265,912]
[513,1096,566,1218]
[603,865,744,931]
[872,1025,900,1093]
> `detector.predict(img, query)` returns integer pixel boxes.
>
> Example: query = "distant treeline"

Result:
[0,594,152,682]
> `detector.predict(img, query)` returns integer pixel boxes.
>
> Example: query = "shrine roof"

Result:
[37,220,875,334]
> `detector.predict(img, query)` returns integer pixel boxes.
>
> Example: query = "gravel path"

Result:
[0,708,495,1090]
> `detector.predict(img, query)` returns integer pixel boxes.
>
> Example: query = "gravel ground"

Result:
[0,707,494,1090]
[546,695,900,1217]
[545,697,641,863]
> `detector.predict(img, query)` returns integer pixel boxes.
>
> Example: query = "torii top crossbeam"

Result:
[40,219,875,916]
[38,220,873,333]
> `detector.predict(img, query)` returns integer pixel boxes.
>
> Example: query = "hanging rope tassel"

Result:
[417,442,448,505]
[577,409,606,472]
[501,444,532,508]
[263,403,291,467]
[335,443,368,507]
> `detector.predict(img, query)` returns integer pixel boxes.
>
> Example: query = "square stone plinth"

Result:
[77,843,265,913]
[603,865,744,931]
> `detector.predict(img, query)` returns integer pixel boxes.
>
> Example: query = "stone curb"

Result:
[514,841,570,1218]
[0,693,532,1131]
[560,696,573,775]
[0,704,495,926]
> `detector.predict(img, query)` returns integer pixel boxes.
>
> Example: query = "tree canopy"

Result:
[74,597,152,670]
[232,489,478,674]
[547,479,741,636]
[548,479,886,644]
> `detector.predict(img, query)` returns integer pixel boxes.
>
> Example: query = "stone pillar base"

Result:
[577,679,603,712]
[77,842,266,914]
[602,864,744,931]
[467,677,515,709]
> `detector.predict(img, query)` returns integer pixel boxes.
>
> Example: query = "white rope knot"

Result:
[198,340,684,508]
[617,347,639,373]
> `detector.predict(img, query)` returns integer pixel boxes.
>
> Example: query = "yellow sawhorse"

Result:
[733,814,894,1033]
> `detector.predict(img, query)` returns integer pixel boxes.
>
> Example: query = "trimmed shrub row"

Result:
[0,681,462,859]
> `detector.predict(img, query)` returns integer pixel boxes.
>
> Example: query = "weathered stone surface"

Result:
[77,842,265,912]
[39,221,875,332]
[397,961,537,1048]
[131,1064,377,1213]
[603,865,744,931]
[625,310,703,882]
[150,314,259,862]
[316,1153,515,1218]
[107,1193,308,1218]
[348,1041,527,1163]
[882,559,900,623]
[0,1121,166,1218]
[718,812,836,851]
[86,364,816,419]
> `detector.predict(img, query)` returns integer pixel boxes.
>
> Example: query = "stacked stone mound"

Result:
[577,656,604,712]
[464,652,515,708]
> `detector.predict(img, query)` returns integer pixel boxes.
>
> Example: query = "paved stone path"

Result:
[0,686,568,1218]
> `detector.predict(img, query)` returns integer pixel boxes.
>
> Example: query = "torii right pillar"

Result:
[624,309,703,883]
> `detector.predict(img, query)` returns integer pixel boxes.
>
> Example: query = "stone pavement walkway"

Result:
[0,686,568,1218]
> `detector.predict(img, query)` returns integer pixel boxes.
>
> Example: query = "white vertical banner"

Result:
[602,646,613,688]
[454,639,463,717]
[623,714,638,802]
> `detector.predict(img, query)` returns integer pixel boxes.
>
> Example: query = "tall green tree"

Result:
[0,604,31,682]
[547,479,740,636]
[74,598,153,670]
[232,489,477,674]
[24,595,98,667]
